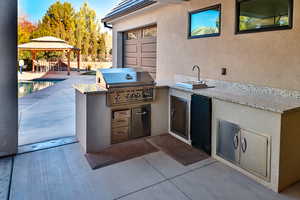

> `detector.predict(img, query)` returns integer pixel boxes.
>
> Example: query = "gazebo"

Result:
[18,36,81,75]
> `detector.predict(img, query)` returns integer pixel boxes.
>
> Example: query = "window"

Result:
[236,0,293,34]
[142,26,157,38]
[188,4,221,39]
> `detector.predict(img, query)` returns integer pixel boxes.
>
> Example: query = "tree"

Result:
[76,2,100,61]
[18,16,37,60]
[18,16,37,44]
[18,1,111,62]
[97,33,106,61]
[33,1,76,45]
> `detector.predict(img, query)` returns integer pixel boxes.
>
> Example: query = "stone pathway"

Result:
[18,75,95,145]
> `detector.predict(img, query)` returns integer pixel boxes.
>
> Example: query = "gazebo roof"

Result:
[31,36,66,43]
[18,36,80,51]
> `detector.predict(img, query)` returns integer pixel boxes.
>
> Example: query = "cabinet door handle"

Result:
[233,135,239,150]
[241,138,247,153]
[136,111,147,115]
[171,110,175,119]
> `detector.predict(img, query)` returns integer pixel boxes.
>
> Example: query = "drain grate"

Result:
[17,136,78,154]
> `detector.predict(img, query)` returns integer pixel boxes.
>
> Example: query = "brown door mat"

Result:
[146,134,209,166]
[85,138,159,170]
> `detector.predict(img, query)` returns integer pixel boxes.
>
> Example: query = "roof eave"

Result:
[101,0,157,23]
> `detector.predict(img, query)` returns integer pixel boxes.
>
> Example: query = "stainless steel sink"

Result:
[175,81,211,90]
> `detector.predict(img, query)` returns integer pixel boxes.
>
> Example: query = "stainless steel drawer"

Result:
[112,117,130,128]
[113,110,131,119]
[111,127,129,144]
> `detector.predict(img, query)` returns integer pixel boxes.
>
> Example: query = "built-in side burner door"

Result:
[131,105,151,139]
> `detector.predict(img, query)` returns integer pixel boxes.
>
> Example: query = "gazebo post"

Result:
[77,50,81,72]
[31,51,36,72]
[67,50,71,76]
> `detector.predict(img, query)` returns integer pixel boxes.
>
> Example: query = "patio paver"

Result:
[9,144,165,200]
[171,162,300,200]
[119,181,190,200]
[7,143,300,200]
[143,151,216,179]
[0,157,12,200]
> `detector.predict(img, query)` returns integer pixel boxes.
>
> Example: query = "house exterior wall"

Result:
[111,0,300,91]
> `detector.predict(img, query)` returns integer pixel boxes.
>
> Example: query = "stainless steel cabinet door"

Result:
[240,129,269,178]
[170,96,188,139]
[131,105,151,139]
[217,120,240,164]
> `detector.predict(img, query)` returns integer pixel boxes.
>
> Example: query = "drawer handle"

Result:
[116,119,126,123]
[241,138,247,153]
[136,112,147,115]
[233,135,239,150]
[171,110,175,119]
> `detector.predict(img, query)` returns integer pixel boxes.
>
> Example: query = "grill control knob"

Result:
[114,95,120,103]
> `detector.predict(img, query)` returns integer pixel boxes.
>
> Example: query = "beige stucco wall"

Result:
[111,0,300,91]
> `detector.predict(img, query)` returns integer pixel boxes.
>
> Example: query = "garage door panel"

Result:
[125,52,139,58]
[131,66,156,73]
[141,52,156,58]
[124,26,157,78]
[125,57,137,65]
[141,38,156,44]
[124,40,138,45]
[142,43,156,53]
[142,58,156,67]
[125,44,137,53]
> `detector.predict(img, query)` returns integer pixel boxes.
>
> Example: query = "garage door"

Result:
[124,26,157,79]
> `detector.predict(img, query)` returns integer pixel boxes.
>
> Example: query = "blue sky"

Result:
[18,0,120,23]
[191,10,220,31]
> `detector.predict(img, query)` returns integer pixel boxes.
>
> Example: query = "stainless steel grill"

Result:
[96,68,156,106]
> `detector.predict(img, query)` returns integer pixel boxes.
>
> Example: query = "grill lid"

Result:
[97,68,155,88]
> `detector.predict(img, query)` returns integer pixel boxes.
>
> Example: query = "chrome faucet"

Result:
[192,65,201,82]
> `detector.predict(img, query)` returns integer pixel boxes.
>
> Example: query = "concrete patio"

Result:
[18,75,95,145]
[0,143,299,200]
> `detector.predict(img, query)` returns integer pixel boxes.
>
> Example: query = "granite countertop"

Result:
[73,84,107,95]
[74,80,300,113]
[74,82,168,94]
[155,80,300,114]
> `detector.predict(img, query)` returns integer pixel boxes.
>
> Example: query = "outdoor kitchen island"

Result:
[74,71,300,193]
[73,68,169,154]
[160,76,300,193]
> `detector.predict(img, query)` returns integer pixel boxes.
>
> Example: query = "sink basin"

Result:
[175,81,211,90]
